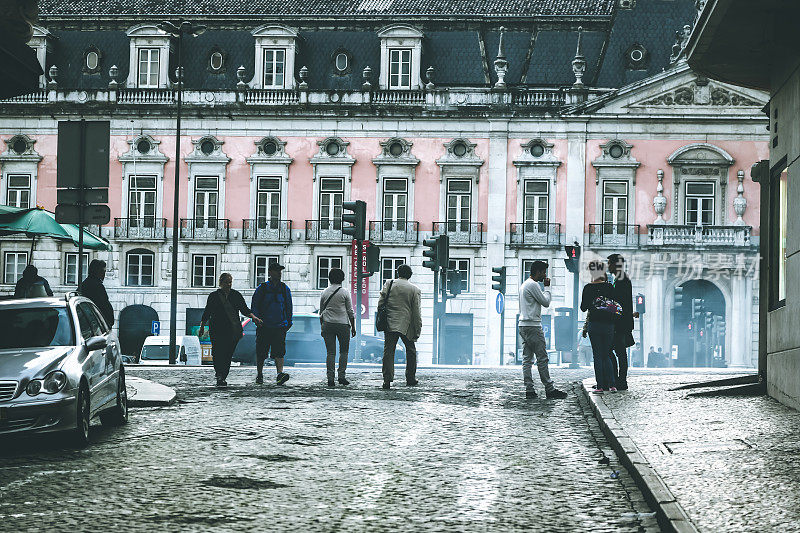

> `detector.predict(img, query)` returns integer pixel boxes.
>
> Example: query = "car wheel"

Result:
[100,367,128,426]
[71,383,91,448]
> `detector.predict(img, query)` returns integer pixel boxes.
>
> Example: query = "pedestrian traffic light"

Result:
[422,236,440,271]
[447,270,462,296]
[674,286,684,308]
[564,245,580,274]
[635,293,646,314]
[491,266,506,294]
[365,243,380,275]
[342,200,366,241]
[691,298,704,318]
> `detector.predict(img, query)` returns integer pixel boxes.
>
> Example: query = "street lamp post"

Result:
[158,21,205,364]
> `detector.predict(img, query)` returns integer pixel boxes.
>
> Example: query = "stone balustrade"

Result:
[647,224,752,247]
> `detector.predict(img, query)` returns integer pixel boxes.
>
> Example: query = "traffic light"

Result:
[423,236,440,271]
[342,200,366,241]
[365,243,380,275]
[674,286,684,308]
[564,245,580,274]
[704,311,713,331]
[491,266,506,294]
[635,293,646,314]
[691,298,704,318]
[438,234,449,270]
[447,270,463,296]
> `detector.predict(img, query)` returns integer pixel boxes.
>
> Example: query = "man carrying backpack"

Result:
[251,262,293,385]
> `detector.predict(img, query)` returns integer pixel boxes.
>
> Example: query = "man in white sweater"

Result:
[518,261,567,399]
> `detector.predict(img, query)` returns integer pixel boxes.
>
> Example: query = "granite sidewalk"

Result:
[584,374,800,533]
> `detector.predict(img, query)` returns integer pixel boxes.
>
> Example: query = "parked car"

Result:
[232,313,406,365]
[139,335,202,365]
[0,295,127,447]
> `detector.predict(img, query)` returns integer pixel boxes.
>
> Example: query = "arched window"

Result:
[126,248,155,286]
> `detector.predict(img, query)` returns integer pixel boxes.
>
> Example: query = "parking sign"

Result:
[151,321,160,335]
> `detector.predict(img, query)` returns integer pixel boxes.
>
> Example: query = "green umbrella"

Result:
[0,206,111,254]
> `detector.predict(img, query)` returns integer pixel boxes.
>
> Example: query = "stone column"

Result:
[644,274,666,366]
[729,273,749,367]
[564,127,587,311]
[484,120,509,365]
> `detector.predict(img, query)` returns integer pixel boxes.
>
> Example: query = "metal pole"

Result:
[77,120,86,292]
[355,239,363,362]
[639,314,644,368]
[431,266,439,365]
[169,30,183,365]
[439,269,448,365]
[572,269,579,359]
[499,306,505,366]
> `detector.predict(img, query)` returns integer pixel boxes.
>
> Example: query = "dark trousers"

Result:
[382,331,417,383]
[587,322,616,390]
[211,334,240,381]
[610,330,630,384]
[321,322,350,381]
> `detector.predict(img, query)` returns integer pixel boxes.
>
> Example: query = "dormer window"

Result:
[251,25,298,90]
[126,24,171,89]
[378,25,423,90]
[263,49,286,88]
[210,51,224,72]
[138,49,160,87]
[85,50,100,73]
[389,49,412,89]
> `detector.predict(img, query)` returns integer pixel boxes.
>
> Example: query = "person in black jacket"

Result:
[199,273,262,387]
[607,254,639,390]
[80,260,114,327]
[14,264,53,298]
[580,260,617,393]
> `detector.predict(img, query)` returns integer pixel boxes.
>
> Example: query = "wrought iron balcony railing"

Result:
[647,224,752,247]
[588,224,641,247]
[114,217,167,240]
[305,219,348,242]
[368,220,419,244]
[432,221,484,245]
[509,222,561,247]
[242,219,292,242]
[180,218,230,241]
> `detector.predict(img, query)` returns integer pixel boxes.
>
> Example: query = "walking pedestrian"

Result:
[251,262,293,385]
[199,273,262,387]
[80,259,114,327]
[607,254,639,390]
[518,260,567,399]
[319,268,356,387]
[14,264,53,298]
[377,263,421,389]
[580,260,619,394]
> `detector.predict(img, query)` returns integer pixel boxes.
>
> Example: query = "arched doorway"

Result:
[671,280,726,367]
[118,304,159,359]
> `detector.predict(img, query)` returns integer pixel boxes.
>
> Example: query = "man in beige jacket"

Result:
[377,263,422,389]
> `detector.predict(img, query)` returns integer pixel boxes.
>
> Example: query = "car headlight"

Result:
[43,371,67,394]
[26,379,42,396]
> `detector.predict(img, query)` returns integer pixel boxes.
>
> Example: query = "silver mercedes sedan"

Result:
[0,295,127,447]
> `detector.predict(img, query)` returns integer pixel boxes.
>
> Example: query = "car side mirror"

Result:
[86,336,107,351]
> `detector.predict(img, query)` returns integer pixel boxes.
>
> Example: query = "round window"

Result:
[389,141,404,157]
[200,140,215,155]
[325,142,341,156]
[85,51,99,71]
[530,143,545,157]
[262,141,278,155]
[452,142,467,157]
[11,138,28,155]
[630,48,644,62]
[136,139,151,155]
[210,52,223,71]
[609,144,624,159]
[335,52,348,73]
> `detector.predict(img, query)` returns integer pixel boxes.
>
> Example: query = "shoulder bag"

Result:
[375,280,394,332]
[319,286,342,327]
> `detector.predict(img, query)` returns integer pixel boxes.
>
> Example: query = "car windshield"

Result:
[0,306,75,349]
[140,345,170,360]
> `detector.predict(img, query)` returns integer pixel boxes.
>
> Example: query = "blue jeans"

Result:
[588,322,616,390]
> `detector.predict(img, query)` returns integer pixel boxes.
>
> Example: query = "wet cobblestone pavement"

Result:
[0,367,665,532]
[601,373,800,533]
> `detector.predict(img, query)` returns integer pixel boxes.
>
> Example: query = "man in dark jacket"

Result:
[80,260,114,327]
[14,264,53,298]
[608,254,639,390]
[251,262,293,386]
[199,273,262,387]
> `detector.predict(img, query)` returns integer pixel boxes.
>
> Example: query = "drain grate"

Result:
[660,439,754,454]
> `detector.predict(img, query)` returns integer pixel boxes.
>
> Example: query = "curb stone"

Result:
[582,378,700,533]
[126,376,177,407]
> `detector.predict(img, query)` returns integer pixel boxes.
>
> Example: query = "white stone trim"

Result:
[436,139,484,223]
[377,25,423,90]
[591,139,640,226]
[0,134,42,208]
[246,136,293,222]
[667,142,734,225]
[118,134,168,220]
[125,24,172,88]
[185,136,231,220]
[372,138,419,223]
[251,25,298,89]
[513,138,561,226]
[28,26,55,88]
[310,138,355,225]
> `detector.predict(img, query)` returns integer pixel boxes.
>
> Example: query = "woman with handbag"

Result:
[580,260,621,394]
[318,268,356,387]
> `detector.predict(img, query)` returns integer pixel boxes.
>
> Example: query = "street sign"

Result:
[350,240,370,318]
[495,292,505,314]
[152,321,161,335]
[55,204,111,225]
[57,188,109,205]
[57,121,110,188]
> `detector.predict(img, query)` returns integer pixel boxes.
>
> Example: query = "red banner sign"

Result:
[351,240,370,318]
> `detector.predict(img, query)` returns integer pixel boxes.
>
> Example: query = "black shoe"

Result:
[338,377,350,386]
[255,374,263,385]
[382,382,391,390]
[407,379,419,387]
[277,373,290,385]
[327,380,335,387]
[526,388,537,399]
[617,380,628,391]
[546,388,568,399]
[216,379,226,388]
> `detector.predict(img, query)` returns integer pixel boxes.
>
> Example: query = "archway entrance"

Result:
[118,304,159,358]
[671,280,726,367]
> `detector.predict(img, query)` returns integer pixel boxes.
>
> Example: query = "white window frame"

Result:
[128,175,158,227]
[192,254,217,288]
[447,258,470,293]
[319,177,344,231]
[65,252,89,286]
[601,181,629,233]
[126,250,155,287]
[118,135,167,222]
[256,177,282,229]
[388,49,412,90]
[193,175,219,226]
[684,181,716,226]
[446,178,472,230]
[4,252,28,285]
[254,255,280,287]
[6,174,31,209]
[251,25,298,90]
[378,25,423,90]
[126,24,171,89]
[382,178,409,227]
[522,179,549,232]
[262,49,286,88]
[381,257,406,286]
[1,136,42,209]
[317,256,343,290]
[137,48,160,88]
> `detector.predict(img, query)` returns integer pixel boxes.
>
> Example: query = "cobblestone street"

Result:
[0,367,660,532]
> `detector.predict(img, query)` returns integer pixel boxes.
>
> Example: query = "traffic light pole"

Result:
[431,266,440,365]
[355,239,363,363]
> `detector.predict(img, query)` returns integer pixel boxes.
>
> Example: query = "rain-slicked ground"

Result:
[0,367,659,532]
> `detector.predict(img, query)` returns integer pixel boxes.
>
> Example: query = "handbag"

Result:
[319,286,342,327]
[593,296,623,318]
[375,280,394,332]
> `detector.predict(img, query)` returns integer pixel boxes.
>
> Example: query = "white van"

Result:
[139,336,202,365]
